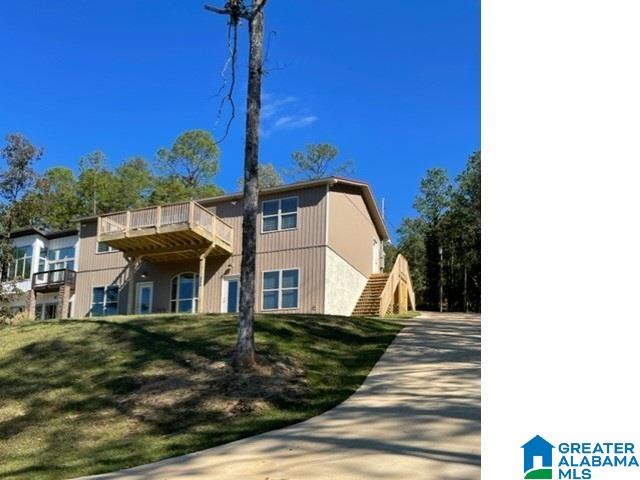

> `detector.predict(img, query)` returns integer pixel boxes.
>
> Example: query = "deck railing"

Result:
[32,268,76,291]
[378,254,416,316]
[98,201,233,249]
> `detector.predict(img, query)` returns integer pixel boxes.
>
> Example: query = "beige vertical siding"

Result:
[205,186,328,313]
[75,221,129,316]
[78,222,128,271]
[327,184,381,277]
[206,186,328,254]
[74,186,328,316]
[132,260,200,313]
[207,247,325,314]
[75,268,129,317]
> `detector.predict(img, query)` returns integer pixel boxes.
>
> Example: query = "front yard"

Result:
[0,313,401,480]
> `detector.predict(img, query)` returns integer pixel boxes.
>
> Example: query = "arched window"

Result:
[170,272,199,313]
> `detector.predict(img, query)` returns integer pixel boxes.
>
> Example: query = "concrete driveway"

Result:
[79,312,480,480]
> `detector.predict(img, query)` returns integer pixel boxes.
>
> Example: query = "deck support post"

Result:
[399,280,408,314]
[198,243,216,314]
[56,284,71,319]
[127,256,140,315]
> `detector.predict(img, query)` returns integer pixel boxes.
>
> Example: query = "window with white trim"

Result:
[262,197,298,232]
[48,246,75,270]
[170,272,199,313]
[7,246,33,281]
[262,269,299,310]
[34,246,48,283]
[91,285,119,317]
[48,246,75,283]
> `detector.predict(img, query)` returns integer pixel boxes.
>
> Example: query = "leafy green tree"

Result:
[150,177,224,204]
[156,130,220,189]
[111,157,153,210]
[383,241,398,272]
[77,151,114,216]
[446,151,480,310]
[414,168,452,224]
[27,167,81,230]
[396,217,428,305]
[0,133,42,226]
[288,143,353,180]
[237,162,283,190]
[0,133,42,314]
[412,168,452,310]
[395,153,480,312]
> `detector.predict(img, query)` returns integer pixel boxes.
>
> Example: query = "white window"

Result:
[6,246,33,281]
[170,272,199,313]
[47,246,75,283]
[48,246,75,271]
[262,197,298,232]
[91,285,119,316]
[36,247,48,280]
[262,269,299,310]
[97,241,117,253]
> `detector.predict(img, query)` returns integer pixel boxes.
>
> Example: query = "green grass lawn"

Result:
[0,313,401,480]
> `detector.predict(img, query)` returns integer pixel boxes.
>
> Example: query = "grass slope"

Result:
[0,313,401,480]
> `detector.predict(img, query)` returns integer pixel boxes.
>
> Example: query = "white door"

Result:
[135,282,153,314]
[221,276,240,313]
[372,239,380,273]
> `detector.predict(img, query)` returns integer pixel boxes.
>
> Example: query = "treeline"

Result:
[387,151,480,312]
[1,130,352,233]
[1,130,229,231]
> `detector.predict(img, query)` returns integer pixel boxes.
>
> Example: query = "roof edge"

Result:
[75,176,390,241]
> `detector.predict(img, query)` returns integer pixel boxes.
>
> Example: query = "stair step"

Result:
[352,272,393,316]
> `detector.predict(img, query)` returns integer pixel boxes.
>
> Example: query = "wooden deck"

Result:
[97,201,233,262]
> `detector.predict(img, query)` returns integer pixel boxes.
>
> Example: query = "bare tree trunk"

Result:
[234,2,265,370]
[205,0,267,370]
[463,265,468,313]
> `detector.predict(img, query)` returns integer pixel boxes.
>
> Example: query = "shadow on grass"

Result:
[0,313,401,480]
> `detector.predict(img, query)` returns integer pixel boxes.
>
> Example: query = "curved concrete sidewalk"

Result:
[79,312,480,480]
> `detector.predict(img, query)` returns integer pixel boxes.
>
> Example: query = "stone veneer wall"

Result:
[324,247,368,316]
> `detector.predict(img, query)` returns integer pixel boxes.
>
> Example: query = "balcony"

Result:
[32,268,76,293]
[97,201,233,262]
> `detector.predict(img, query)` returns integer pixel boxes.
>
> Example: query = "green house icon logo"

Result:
[522,435,554,479]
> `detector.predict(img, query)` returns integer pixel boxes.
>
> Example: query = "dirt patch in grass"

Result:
[118,352,307,424]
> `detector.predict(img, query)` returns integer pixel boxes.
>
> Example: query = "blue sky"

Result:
[0,1,479,241]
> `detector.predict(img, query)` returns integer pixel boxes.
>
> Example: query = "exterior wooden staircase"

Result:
[352,254,416,317]
[352,273,391,316]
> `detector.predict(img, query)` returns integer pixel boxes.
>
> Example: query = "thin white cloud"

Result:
[261,95,296,119]
[260,94,317,138]
[273,115,318,129]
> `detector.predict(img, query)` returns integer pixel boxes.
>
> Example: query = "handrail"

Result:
[378,254,415,316]
[32,268,77,288]
[98,200,233,248]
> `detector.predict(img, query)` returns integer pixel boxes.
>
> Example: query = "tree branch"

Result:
[252,0,268,17]
[204,4,231,15]
[214,22,238,144]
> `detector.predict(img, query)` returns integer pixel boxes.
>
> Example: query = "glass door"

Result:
[222,276,240,313]
[135,282,153,314]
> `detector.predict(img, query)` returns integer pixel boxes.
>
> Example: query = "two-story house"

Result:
[7,177,415,319]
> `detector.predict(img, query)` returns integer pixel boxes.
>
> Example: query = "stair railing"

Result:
[378,254,416,316]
